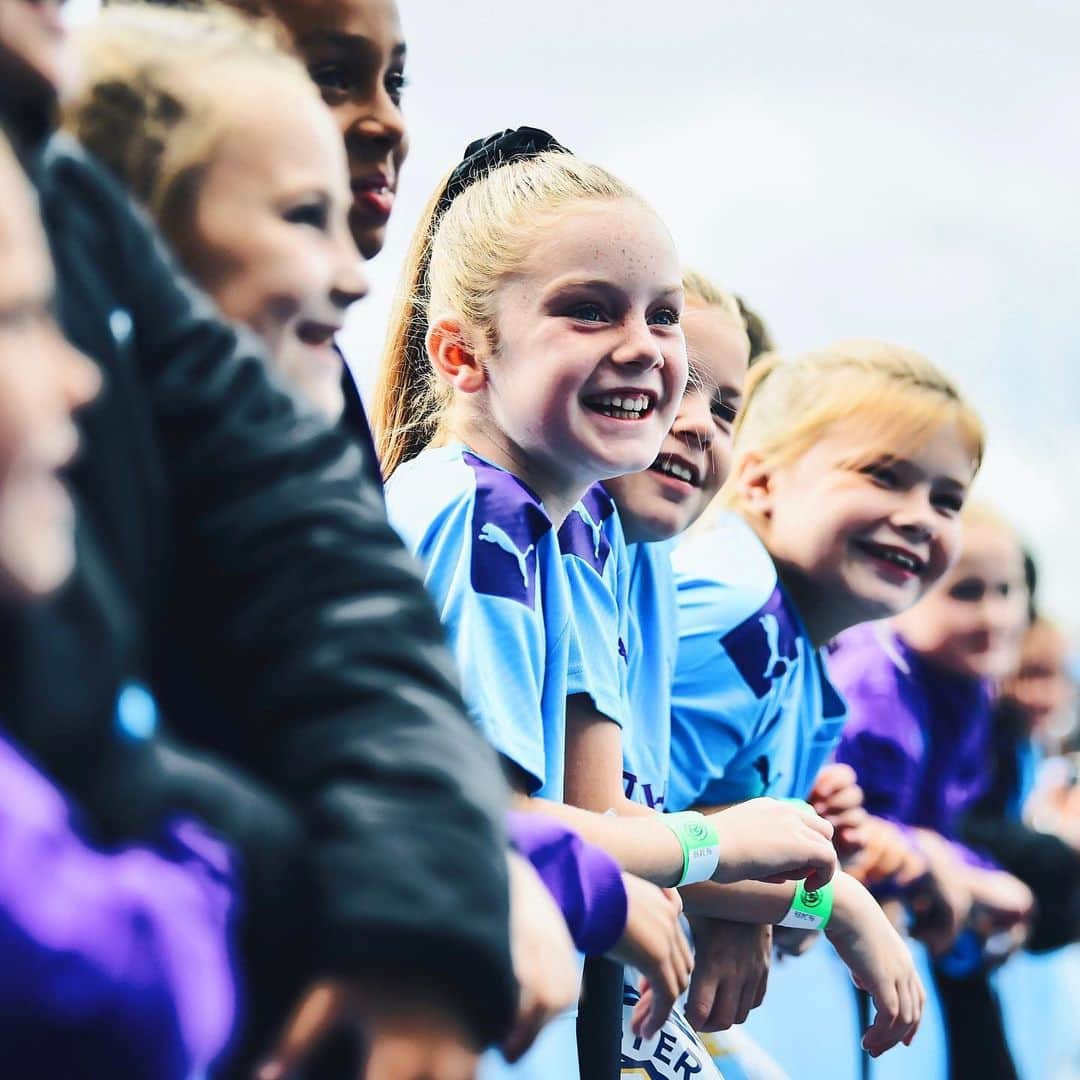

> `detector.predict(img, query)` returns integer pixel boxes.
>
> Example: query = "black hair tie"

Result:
[435,126,572,218]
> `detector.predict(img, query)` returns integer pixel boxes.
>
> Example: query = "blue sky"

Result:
[341,0,1079,636]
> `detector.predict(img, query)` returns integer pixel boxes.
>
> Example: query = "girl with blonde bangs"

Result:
[720,342,984,514]
[660,342,984,1063]
[378,132,843,1079]
[65,4,367,420]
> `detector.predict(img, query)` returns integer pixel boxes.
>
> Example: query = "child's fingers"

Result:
[640,971,677,1040]
[630,990,653,1038]
[662,886,683,915]
[684,958,720,1030]
[811,764,858,799]
[799,808,835,841]
[861,984,902,1055]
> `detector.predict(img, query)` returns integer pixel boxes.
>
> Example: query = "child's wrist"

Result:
[658,810,721,886]
[824,871,861,941]
[776,878,834,931]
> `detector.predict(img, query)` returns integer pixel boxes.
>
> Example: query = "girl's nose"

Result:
[329,230,368,311]
[671,388,714,450]
[610,317,663,371]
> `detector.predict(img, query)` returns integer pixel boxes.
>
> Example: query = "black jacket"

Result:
[10,134,515,1057]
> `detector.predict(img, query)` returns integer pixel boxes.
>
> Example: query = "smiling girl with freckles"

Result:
[375,132,842,1078]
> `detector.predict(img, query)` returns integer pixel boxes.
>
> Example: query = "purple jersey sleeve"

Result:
[0,732,237,1078]
[506,810,628,956]
[830,626,999,870]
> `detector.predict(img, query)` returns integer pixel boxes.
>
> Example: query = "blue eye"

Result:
[649,307,680,326]
[569,303,606,323]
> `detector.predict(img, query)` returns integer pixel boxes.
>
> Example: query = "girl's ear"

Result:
[428,319,487,394]
[735,452,774,518]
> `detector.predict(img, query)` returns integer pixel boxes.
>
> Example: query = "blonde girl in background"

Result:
[65,4,367,420]
[373,129,840,1078]
[659,343,988,1069]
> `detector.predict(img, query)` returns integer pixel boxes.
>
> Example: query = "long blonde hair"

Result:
[372,150,644,479]
[64,4,311,252]
[723,339,985,511]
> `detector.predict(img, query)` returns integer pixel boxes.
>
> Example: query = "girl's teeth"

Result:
[589,393,652,417]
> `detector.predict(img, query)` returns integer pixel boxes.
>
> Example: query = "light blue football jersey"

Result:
[621,539,678,811]
[559,484,631,728]
[385,445,572,800]
[667,512,847,810]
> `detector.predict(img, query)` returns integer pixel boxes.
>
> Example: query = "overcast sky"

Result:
[339,0,1079,636]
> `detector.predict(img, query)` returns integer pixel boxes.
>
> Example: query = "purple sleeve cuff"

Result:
[506,810,628,955]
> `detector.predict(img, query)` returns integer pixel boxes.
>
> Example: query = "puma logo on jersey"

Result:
[463,451,551,609]
[720,587,800,699]
[478,522,535,588]
[558,483,614,574]
[577,501,604,560]
[760,613,788,680]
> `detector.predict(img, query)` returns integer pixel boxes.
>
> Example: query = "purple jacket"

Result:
[828,624,996,868]
[0,732,237,1077]
[507,811,627,956]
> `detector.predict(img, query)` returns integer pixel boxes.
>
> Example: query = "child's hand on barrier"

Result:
[708,798,837,890]
[826,872,925,1057]
[608,874,692,1039]
[684,916,772,1031]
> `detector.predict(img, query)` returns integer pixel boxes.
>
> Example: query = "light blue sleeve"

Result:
[667,572,769,811]
[386,456,551,792]
[560,492,630,728]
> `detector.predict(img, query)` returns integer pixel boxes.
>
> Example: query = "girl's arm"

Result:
[517,771,837,890]
[681,873,924,1057]
[563,695,673,820]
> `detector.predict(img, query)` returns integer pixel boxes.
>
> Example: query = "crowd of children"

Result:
[0,0,1077,1077]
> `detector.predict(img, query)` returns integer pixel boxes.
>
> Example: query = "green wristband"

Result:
[660,811,720,886]
[777,879,834,931]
